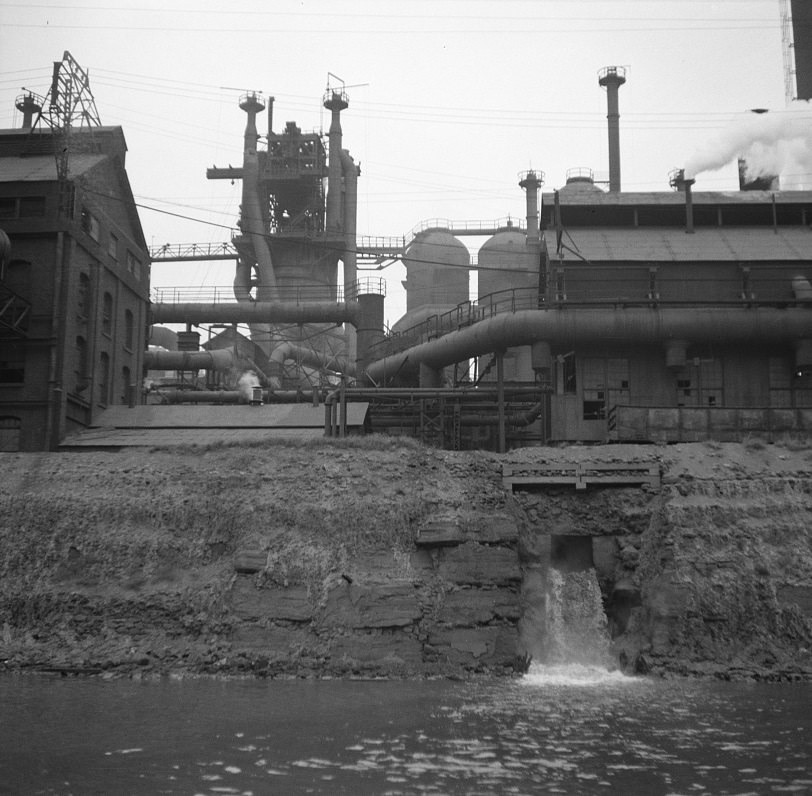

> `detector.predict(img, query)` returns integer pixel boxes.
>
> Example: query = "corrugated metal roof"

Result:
[61,403,370,448]
[60,427,327,448]
[558,227,812,262]
[542,189,812,207]
[0,153,106,182]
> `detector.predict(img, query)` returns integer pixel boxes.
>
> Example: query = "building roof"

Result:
[0,153,106,182]
[556,226,812,263]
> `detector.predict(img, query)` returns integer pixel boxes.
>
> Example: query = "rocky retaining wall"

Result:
[1,440,811,681]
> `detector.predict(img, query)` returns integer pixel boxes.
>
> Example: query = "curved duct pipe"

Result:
[341,148,359,364]
[150,301,360,327]
[144,348,238,372]
[363,307,812,385]
[233,257,254,303]
[266,340,353,389]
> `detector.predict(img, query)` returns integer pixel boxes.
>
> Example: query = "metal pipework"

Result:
[598,66,626,193]
[363,306,812,384]
[150,300,360,327]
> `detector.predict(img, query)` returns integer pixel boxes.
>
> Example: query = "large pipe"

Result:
[144,348,238,372]
[150,300,360,327]
[598,67,626,193]
[363,306,812,384]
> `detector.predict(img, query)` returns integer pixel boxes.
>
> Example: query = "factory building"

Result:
[0,55,149,451]
[365,69,812,449]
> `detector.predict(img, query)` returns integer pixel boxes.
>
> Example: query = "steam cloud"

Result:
[684,101,812,187]
[237,370,260,401]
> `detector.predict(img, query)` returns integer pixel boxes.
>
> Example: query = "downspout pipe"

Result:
[324,90,348,233]
[150,300,360,327]
[363,306,812,384]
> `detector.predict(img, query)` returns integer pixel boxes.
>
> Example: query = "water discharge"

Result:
[528,566,621,685]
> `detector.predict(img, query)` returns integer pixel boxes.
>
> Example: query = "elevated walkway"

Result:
[502,461,660,491]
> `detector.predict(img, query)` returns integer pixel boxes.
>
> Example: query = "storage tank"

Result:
[403,228,470,312]
[477,225,537,382]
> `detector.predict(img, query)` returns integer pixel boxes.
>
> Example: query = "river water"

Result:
[1,669,809,795]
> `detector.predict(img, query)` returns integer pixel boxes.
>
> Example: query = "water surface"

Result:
[0,669,809,795]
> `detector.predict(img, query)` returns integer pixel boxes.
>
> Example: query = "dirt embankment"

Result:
[0,436,810,681]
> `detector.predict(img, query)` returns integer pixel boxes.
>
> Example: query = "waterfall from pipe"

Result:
[524,568,627,686]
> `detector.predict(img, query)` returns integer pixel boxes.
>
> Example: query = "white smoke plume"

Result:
[237,370,261,401]
[684,102,812,187]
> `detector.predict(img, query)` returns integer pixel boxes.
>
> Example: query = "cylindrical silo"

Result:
[403,228,470,312]
[478,225,537,381]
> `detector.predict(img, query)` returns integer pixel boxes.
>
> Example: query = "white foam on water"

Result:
[523,662,634,687]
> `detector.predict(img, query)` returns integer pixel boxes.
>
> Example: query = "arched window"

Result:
[0,416,21,452]
[124,309,134,350]
[77,273,90,319]
[74,335,87,393]
[121,365,131,404]
[102,292,113,335]
[99,352,110,405]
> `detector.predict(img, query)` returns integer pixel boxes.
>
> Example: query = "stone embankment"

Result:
[0,437,810,680]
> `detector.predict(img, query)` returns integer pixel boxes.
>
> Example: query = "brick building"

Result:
[0,125,149,451]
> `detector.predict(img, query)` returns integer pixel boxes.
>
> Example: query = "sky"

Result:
[0,0,805,327]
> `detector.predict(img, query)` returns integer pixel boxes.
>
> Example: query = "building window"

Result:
[108,233,119,261]
[124,309,134,350]
[126,250,141,279]
[74,336,88,393]
[0,416,22,452]
[0,342,25,384]
[18,196,46,217]
[77,272,90,319]
[99,352,110,406]
[81,207,100,241]
[4,260,32,300]
[102,292,113,336]
[121,365,131,404]
[0,196,46,219]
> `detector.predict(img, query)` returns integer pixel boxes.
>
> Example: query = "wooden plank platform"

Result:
[503,462,660,491]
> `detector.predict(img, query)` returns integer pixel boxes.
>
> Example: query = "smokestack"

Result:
[323,89,349,233]
[598,66,626,193]
[669,168,695,234]
[15,92,41,129]
[518,169,544,242]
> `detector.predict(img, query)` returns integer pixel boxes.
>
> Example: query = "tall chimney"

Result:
[598,66,626,193]
[518,169,544,242]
